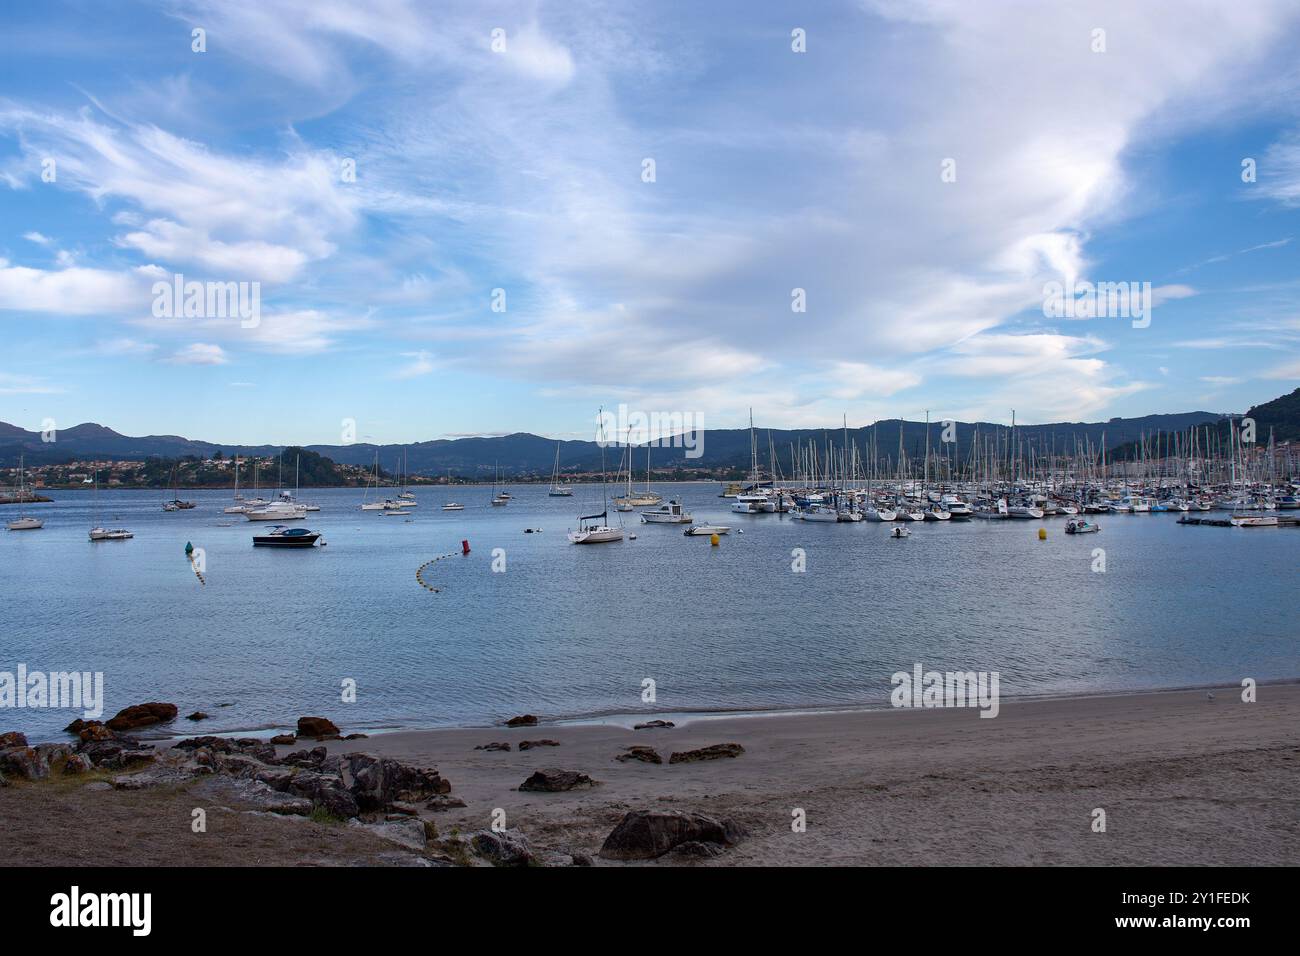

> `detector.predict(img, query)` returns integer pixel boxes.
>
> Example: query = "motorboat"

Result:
[684,525,730,536]
[246,502,308,521]
[640,499,692,523]
[890,526,910,538]
[442,502,465,511]
[89,527,133,541]
[252,525,322,546]
[1230,514,1278,527]
[1065,518,1100,534]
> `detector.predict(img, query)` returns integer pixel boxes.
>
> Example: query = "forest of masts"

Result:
[752,419,1297,492]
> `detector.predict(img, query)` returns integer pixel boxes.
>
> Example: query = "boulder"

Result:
[62,754,93,775]
[599,810,746,860]
[518,768,598,792]
[471,828,534,867]
[79,724,115,742]
[63,719,96,735]
[668,743,745,764]
[105,702,178,731]
[0,731,28,748]
[270,734,296,746]
[341,753,450,811]
[296,716,340,738]
[518,739,560,751]
[343,733,368,740]
[633,720,675,730]
[616,746,663,765]
[185,711,209,721]
[505,714,539,727]
[474,742,511,752]
[0,746,49,780]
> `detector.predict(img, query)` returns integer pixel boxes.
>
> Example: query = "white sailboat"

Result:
[6,457,43,530]
[569,410,624,544]
[88,469,132,540]
[548,442,573,496]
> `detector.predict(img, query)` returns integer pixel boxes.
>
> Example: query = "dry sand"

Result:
[4,683,1297,865]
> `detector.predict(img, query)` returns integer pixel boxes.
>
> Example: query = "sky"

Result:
[1,0,1299,445]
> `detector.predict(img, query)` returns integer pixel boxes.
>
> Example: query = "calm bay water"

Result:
[2,484,1296,741]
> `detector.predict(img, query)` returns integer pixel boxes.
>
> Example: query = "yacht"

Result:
[246,501,308,521]
[548,443,574,496]
[442,502,465,511]
[684,524,730,536]
[1230,514,1278,527]
[6,458,43,529]
[88,469,131,540]
[252,525,322,547]
[568,411,624,544]
[640,499,692,523]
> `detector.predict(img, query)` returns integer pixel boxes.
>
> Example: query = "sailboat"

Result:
[396,448,417,505]
[162,462,196,511]
[548,442,573,496]
[613,445,662,507]
[89,469,132,540]
[569,409,624,544]
[491,461,509,505]
[6,456,43,530]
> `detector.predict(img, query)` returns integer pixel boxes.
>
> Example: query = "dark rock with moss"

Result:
[296,716,340,738]
[505,714,539,727]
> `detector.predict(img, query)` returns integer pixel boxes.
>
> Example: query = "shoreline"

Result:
[6,680,1295,866]
[126,675,1300,744]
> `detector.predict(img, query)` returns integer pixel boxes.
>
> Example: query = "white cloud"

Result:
[393,350,435,378]
[168,343,228,365]
[0,258,158,314]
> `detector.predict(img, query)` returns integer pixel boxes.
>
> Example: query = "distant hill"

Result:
[1108,386,1299,459]
[2,403,1254,476]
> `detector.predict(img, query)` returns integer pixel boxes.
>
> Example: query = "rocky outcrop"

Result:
[518,768,598,792]
[668,743,744,763]
[106,702,178,731]
[0,731,28,748]
[474,742,511,752]
[505,714,539,727]
[270,734,296,745]
[471,828,535,867]
[425,794,468,812]
[599,810,746,860]
[518,739,560,751]
[341,753,450,812]
[616,746,663,764]
[296,716,340,738]
[185,711,209,721]
[633,720,675,730]
[0,746,48,780]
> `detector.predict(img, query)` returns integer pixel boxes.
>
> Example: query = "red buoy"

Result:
[461,539,471,555]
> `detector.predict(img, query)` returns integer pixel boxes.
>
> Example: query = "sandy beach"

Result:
[4,683,1297,866]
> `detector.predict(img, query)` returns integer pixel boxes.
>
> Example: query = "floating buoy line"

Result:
[416,540,472,592]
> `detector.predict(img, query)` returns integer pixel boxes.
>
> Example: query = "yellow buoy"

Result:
[1038,527,1047,540]
[710,533,720,546]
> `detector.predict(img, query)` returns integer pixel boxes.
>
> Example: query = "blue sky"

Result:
[1,0,1298,445]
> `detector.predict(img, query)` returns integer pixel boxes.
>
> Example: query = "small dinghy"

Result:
[890,526,910,538]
